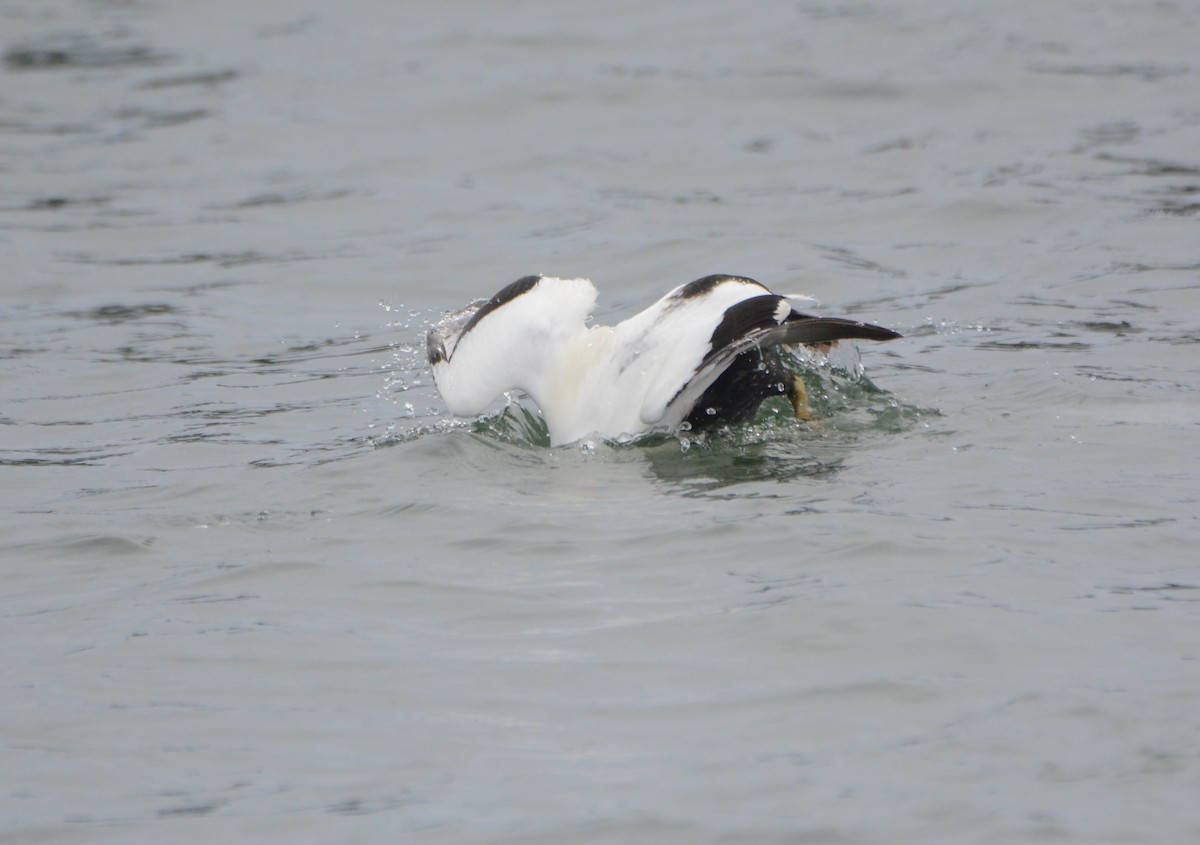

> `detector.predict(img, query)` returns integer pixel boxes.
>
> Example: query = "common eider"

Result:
[427,274,900,446]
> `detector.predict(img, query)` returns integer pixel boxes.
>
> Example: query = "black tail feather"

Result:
[780,316,901,346]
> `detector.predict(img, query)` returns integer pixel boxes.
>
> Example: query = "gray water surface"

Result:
[3,1,1199,843]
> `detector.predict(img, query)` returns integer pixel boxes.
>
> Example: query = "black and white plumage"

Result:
[427,274,900,446]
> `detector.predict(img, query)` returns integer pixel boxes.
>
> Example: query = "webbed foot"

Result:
[790,375,814,421]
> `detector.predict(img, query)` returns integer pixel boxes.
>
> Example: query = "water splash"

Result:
[369,300,445,446]
[375,306,935,493]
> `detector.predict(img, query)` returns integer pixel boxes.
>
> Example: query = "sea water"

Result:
[3,1,1199,842]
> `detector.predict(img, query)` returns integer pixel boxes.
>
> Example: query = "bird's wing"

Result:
[593,276,778,427]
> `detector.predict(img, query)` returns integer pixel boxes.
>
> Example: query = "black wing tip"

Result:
[864,323,903,341]
[840,321,902,342]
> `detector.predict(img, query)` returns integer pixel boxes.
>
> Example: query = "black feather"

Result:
[684,314,901,430]
[671,274,760,301]
[704,294,789,361]
[685,346,793,429]
[777,316,901,345]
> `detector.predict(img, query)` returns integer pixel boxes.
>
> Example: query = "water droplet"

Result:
[705,407,716,416]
